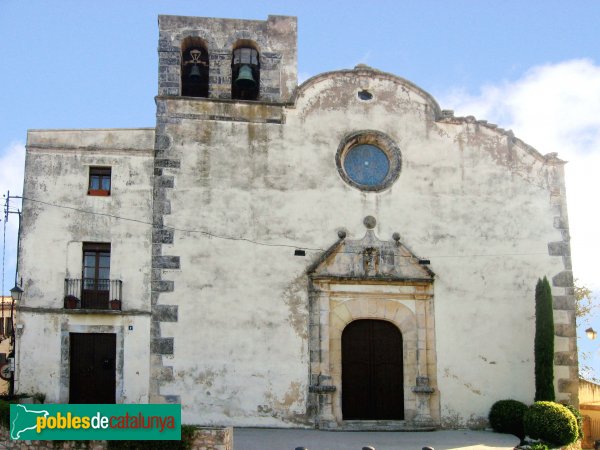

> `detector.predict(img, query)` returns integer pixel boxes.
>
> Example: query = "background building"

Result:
[16,14,577,429]
[0,296,14,394]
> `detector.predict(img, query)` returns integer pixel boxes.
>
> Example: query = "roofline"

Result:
[27,127,155,133]
[291,66,566,165]
[291,65,442,119]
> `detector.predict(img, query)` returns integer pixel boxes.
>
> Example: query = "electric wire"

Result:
[14,195,549,258]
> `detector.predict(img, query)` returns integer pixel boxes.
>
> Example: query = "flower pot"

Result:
[64,295,79,309]
[88,189,110,196]
[109,299,121,310]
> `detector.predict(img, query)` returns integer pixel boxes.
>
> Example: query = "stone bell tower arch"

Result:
[307,217,439,430]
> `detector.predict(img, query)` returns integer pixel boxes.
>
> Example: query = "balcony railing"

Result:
[64,279,123,310]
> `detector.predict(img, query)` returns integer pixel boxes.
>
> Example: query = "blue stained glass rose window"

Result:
[336,130,401,192]
[343,144,390,186]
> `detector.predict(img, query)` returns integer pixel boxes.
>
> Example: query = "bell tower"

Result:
[157,14,298,102]
[150,14,298,405]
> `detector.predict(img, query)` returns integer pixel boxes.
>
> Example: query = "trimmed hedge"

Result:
[565,405,584,440]
[488,399,528,438]
[523,401,578,447]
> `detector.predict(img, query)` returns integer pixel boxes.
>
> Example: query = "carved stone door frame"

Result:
[306,218,439,429]
[308,279,439,429]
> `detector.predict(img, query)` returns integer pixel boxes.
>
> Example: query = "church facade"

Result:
[16,14,577,429]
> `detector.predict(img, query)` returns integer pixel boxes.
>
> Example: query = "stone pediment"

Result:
[308,217,434,282]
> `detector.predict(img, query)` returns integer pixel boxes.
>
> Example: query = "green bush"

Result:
[0,399,10,429]
[181,425,195,448]
[523,401,578,447]
[0,396,53,430]
[488,399,528,438]
[529,444,549,450]
[564,405,583,440]
[0,398,24,429]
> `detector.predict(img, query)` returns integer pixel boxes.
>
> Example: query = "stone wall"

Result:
[157,15,297,102]
[189,427,233,450]
[0,425,233,450]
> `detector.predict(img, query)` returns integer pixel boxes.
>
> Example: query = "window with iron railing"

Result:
[63,243,122,310]
[64,279,122,310]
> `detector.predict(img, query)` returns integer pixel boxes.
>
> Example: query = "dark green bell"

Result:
[189,64,201,81]
[234,65,256,89]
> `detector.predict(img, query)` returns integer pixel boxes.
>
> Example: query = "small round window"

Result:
[343,144,390,186]
[336,131,401,192]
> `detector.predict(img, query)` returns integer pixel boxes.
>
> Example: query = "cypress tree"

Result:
[534,276,555,401]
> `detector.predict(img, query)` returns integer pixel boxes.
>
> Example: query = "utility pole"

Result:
[3,191,22,397]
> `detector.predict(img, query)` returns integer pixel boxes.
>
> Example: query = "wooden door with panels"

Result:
[69,333,116,404]
[342,319,404,420]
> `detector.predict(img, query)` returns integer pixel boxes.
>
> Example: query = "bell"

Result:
[234,65,256,89]
[189,64,202,81]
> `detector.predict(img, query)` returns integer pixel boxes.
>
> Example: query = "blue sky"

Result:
[1,1,599,378]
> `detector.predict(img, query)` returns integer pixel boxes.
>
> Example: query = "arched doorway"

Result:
[342,319,404,420]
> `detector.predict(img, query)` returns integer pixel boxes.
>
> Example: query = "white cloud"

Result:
[0,142,25,295]
[0,142,25,196]
[439,59,600,290]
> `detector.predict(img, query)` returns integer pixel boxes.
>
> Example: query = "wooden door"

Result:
[342,319,404,420]
[82,243,110,309]
[69,333,116,404]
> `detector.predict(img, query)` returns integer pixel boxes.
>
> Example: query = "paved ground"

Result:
[233,428,519,450]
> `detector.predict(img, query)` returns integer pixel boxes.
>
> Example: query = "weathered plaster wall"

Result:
[16,37,576,428]
[17,129,155,403]
[294,69,575,425]
[152,66,574,427]
[17,313,150,404]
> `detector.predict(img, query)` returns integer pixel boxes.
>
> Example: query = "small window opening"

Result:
[88,167,111,196]
[182,38,209,98]
[358,90,373,101]
[232,46,260,100]
[294,249,306,256]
